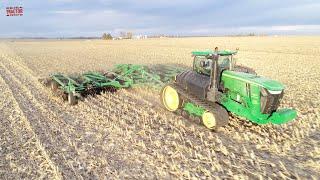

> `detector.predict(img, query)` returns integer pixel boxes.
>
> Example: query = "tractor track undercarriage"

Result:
[169,83,229,129]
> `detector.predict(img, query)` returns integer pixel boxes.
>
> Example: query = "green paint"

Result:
[223,70,284,91]
[113,64,185,87]
[220,70,297,124]
[51,71,133,94]
[269,108,297,124]
[183,102,205,117]
[83,72,132,88]
[114,62,297,125]
[51,74,85,93]
[50,64,185,95]
[192,50,237,56]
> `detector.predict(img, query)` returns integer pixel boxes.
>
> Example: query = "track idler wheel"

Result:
[202,111,217,129]
[160,84,182,112]
[202,104,229,129]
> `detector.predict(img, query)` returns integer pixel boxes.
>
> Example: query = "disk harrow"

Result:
[113,64,186,88]
[46,71,132,105]
[44,64,186,105]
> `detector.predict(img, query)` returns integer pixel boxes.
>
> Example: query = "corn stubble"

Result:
[0,36,319,179]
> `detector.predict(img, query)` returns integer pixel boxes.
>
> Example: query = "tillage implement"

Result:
[44,64,185,105]
[46,71,132,105]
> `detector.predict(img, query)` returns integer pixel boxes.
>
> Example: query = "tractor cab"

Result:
[192,50,237,76]
[163,49,297,129]
[192,50,238,93]
[174,50,238,101]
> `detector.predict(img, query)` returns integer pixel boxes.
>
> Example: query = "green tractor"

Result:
[160,50,297,129]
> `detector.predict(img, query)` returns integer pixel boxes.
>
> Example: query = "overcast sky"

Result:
[1,0,320,37]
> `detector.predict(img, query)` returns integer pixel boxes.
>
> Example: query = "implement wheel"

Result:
[68,92,78,105]
[51,80,59,92]
[160,84,182,112]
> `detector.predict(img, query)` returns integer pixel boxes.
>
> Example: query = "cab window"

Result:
[193,56,211,76]
[218,56,230,69]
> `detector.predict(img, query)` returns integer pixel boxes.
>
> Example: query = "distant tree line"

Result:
[102,31,134,40]
[101,32,267,40]
[102,33,113,40]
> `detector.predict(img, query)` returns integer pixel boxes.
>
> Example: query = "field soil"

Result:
[0,36,319,179]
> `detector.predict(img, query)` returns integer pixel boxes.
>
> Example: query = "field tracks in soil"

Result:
[0,55,99,178]
[0,38,319,178]
[0,58,62,178]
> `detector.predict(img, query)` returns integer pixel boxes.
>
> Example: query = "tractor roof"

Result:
[192,50,237,56]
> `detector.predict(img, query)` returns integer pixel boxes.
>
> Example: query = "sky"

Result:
[1,0,320,37]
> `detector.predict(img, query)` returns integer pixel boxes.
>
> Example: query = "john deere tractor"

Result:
[160,50,297,129]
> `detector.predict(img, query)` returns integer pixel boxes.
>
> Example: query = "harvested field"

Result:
[0,36,319,179]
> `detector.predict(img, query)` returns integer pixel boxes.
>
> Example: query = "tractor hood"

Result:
[223,71,284,91]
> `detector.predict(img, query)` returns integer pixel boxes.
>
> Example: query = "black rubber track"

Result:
[168,83,229,129]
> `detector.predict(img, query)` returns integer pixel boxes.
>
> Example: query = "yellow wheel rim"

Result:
[162,86,180,111]
[202,111,216,129]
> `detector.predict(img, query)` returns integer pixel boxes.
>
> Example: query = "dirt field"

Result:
[0,36,319,179]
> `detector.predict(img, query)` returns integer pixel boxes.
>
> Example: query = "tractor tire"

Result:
[68,92,78,105]
[202,104,229,130]
[160,84,182,112]
[51,80,59,92]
